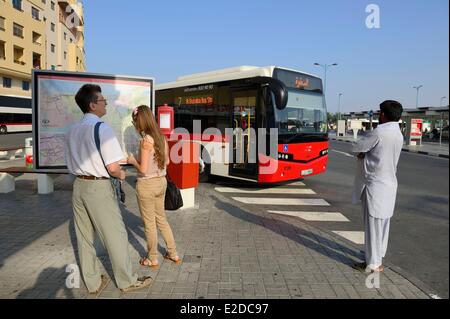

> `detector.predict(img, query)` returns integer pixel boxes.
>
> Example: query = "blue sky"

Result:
[83,0,449,113]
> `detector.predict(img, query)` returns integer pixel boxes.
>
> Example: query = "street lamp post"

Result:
[338,93,343,121]
[413,85,423,108]
[314,62,338,95]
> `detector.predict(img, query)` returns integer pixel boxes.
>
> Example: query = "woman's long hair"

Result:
[132,105,166,170]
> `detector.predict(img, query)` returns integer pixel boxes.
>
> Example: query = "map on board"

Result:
[34,72,153,168]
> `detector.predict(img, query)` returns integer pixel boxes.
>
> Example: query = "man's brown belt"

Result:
[77,176,109,180]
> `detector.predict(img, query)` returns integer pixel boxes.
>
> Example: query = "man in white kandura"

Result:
[351,100,404,273]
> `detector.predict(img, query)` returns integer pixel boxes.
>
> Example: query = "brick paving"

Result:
[0,174,431,299]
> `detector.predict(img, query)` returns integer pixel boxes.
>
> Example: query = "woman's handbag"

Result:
[165,175,183,210]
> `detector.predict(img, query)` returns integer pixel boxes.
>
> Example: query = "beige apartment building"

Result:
[0,0,85,97]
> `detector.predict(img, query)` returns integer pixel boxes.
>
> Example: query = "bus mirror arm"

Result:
[248,77,288,110]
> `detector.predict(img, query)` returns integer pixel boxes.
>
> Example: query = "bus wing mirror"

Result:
[248,77,288,110]
[270,80,288,110]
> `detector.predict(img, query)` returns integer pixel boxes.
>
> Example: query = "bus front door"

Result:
[230,90,258,180]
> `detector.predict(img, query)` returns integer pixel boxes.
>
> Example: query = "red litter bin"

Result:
[167,140,199,189]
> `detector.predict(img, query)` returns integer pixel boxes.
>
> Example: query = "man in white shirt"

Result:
[65,84,152,294]
[351,100,404,273]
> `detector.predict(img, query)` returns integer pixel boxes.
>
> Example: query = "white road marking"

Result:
[232,197,330,206]
[215,187,316,195]
[268,211,350,222]
[286,181,306,186]
[332,231,365,245]
[332,150,355,158]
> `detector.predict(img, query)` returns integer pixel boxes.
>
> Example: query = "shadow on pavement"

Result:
[16,266,75,299]
[214,195,364,266]
[0,179,73,272]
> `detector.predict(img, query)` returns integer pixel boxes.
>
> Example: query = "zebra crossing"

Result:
[268,211,350,222]
[214,181,365,246]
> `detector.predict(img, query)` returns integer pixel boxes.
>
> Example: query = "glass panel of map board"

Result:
[33,70,154,169]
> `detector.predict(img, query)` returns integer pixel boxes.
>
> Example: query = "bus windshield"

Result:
[274,90,327,135]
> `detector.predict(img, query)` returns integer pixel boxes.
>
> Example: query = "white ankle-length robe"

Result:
[352,121,404,269]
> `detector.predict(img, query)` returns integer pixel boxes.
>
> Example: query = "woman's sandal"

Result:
[164,253,182,264]
[139,257,160,269]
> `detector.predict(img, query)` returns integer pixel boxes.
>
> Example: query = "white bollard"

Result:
[0,173,15,193]
[353,130,358,139]
[38,174,56,194]
[179,188,195,210]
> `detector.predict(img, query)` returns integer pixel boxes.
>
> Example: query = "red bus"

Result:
[156,66,329,183]
[0,96,32,134]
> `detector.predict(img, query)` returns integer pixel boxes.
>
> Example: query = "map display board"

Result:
[32,70,154,169]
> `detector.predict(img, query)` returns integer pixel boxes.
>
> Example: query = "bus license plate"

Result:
[301,169,313,176]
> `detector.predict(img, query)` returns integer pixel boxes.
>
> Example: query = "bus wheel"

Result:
[0,126,7,134]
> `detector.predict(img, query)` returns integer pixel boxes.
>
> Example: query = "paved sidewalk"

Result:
[0,174,432,299]
[329,133,449,158]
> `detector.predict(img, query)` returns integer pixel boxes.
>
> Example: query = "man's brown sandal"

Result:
[89,275,108,296]
[352,262,385,273]
[121,276,153,293]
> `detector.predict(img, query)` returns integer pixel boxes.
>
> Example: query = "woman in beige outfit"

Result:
[127,105,181,269]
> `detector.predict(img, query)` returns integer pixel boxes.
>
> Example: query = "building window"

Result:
[32,7,40,21]
[64,51,67,60]
[13,46,25,65]
[12,0,22,11]
[64,32,67,40]
[70,38,73,43]
[0,41,5,60]
[51,44,55,53]
[3,77,12,88]
[33,52,41,69]
[51,65,55,70]
[0,16,5,31]
[22,81,30,91]
[50,1,55,10]
[42,0,46,4]
[51,23,55,32]
[13,23,24,38]
[32,32,42,45]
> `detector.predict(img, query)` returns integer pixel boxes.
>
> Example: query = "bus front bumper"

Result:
[258,155,329,183]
